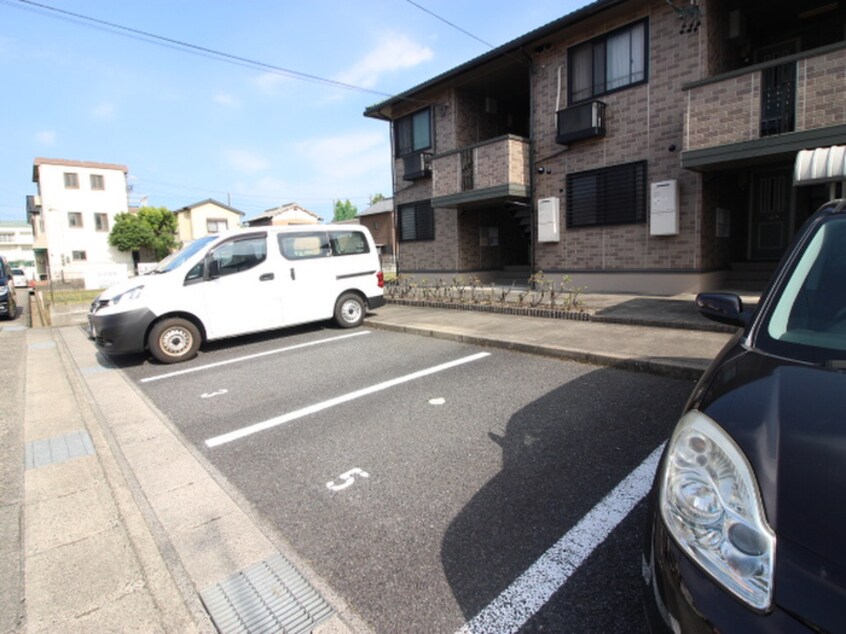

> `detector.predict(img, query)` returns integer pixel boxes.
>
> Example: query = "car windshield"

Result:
[762,214,846,363]
[152,235,217,274]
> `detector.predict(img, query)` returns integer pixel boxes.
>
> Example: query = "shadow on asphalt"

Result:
[593,297,754,332]
[440,366,695,632]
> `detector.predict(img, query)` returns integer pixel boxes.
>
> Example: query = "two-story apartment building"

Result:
[27,158,135,285]
[365,0,846,294]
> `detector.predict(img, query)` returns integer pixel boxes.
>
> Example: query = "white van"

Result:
[88,225,385,363]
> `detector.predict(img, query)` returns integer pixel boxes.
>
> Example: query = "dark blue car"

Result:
[643,199,846,632]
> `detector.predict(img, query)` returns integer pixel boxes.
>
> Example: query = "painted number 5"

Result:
[326,468,369,492]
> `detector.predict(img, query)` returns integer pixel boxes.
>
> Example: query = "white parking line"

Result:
[455,444,665,634]
[140,330,371,383]
[205,351,491,448]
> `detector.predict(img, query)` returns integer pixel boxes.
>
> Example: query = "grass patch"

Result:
[44,289,102,306]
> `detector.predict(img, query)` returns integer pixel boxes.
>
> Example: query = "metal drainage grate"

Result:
[26,430,95,469]
[201,554,333,634]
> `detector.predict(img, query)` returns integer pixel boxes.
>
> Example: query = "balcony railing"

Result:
[431,135,530,207]
[683,44,846,153]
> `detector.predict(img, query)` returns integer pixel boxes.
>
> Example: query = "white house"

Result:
[173,198,245,242]
[244,202,321,226]
[28,158,135,286]
[0,221,36,280]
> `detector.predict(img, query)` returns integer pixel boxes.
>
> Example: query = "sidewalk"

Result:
[10,293,742,632]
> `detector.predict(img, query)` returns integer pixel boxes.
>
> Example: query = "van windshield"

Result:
[152,235,217,274]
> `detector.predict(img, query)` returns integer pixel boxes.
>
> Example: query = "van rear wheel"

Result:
[148,318,200,363]
[334,293,365,328]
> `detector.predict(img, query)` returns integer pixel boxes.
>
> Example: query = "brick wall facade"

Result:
[533,0,706,274]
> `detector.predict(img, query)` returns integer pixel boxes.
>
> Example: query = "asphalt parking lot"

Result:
[113,324,695,632]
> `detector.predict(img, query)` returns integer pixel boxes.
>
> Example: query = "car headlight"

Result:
[659,410,775,611]
[0,285,7,297]
[110,285,144,306]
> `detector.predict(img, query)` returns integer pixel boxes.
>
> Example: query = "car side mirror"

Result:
[696,293,749,328]
[207,258,221,280]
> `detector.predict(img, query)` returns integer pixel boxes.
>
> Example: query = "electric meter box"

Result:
[650,180,679,236]
[538,197,560,242]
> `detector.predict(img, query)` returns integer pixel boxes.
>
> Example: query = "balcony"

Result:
[431,135,530,208]
[682,44,846,170]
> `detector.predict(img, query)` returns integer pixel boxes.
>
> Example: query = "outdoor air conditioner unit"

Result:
[556,100,606,145]
[403,151,432,181]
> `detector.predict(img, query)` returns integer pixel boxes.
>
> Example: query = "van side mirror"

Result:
[696,293,749,328]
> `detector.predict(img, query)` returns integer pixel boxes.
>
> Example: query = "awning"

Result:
[794,145,846,185]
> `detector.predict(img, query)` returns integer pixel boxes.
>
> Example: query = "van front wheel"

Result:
[148,318,200,363]
[334,293,365,328]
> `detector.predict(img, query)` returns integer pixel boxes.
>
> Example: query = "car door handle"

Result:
[290,268,296,281]
[259,273,274,281]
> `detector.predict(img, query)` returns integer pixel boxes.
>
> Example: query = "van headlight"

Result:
[659,410,775,611]
[110,285,144,306]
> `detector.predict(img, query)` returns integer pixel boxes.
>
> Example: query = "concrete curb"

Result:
[364,319,711,381]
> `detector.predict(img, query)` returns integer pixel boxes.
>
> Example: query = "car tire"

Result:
[334,292,365,328]
[148,318,200,363]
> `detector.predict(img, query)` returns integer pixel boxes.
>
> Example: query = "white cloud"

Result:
[214,93,239,107]
[335,34,433,88]
[35,130,56,145]
[252,72,292,93]
[295,131,389,180]
[225,149,269,174]
[92,102,115,118]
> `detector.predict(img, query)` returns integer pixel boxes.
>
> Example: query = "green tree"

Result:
[333,199,358,222]
[109,206,179,261]
[369,193,386,206]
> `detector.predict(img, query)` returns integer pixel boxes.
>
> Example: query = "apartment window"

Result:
[72,250,87,261]
[0,232,13,243]
[395,108,432,157]
[64,172,79,189]
[568,19,648,103]
[95,213,109,232]
[206,218,228,234]
[398,200,434,241]
[68,212,83,228]
[90,174,105,190]
[565,161,647,228]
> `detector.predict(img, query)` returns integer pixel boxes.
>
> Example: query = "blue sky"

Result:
[0,0,585,222]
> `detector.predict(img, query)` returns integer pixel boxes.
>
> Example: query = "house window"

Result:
[95,213,109,231]
[398,200,434,241]
[566,161,647,228]
[206,218,228,233]
[568,19,648,104]
[0,232,13,243]
[395,108,432,157]
[68,212,83,228]
[64,172,79,189]
[72,250,87,261]
[90,174,105,190]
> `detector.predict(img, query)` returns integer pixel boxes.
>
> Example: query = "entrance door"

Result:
[750,170,791,261]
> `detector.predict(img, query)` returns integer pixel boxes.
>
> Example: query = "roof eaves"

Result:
[363,0,623,119]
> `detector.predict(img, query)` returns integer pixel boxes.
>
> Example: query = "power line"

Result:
[4,0,399,98]
[404,0,496,49]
